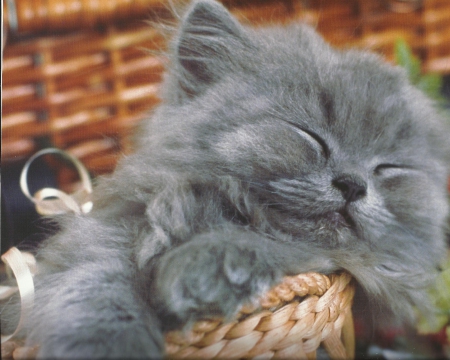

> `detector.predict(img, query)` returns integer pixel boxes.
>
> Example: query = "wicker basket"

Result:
[1,272,354,360]
[164,272,355,359]
[3,0,450,189]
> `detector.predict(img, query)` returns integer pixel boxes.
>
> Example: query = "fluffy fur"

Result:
[26,0,449,358]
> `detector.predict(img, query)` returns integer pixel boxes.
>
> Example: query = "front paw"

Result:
[142,231,280,329]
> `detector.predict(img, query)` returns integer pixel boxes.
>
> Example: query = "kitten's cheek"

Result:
[379,177,448,241]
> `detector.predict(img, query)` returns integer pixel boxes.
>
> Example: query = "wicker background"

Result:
[3,0,450,188]
[1,1,450,358]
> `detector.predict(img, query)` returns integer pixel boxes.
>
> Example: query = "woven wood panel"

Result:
[3,0,450,185]
[3,22,166,177]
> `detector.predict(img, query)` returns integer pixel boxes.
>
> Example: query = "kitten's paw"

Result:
[144,231,280,329]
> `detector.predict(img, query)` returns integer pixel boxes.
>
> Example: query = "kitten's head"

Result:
[138,0,449,321]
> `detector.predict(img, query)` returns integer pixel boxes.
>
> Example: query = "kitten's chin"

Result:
[325,209,355,229]
[317,209,360,246]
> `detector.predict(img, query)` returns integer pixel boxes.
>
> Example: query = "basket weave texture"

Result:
[3,0,450,188]
[164,272,355,359]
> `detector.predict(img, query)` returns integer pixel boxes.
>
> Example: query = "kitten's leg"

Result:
[140,227,335,329]
[28,220,164,359]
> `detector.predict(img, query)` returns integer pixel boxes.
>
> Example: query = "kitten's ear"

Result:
[171,0,250,99]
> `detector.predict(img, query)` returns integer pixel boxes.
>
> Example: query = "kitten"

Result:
[27,0,449,358]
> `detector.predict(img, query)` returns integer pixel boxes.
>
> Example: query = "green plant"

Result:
[417,254,450,345]
[394,39,445,102]
[395,40,450,347]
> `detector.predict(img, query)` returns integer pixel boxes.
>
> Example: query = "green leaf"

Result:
[394,39,421,84]
[394,38,445,102]
[435,268,450,310]
[416,74,443,100]
[417,256,450,334]
[417,313,448,334]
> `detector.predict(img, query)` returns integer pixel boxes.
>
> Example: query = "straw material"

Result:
[3,0,167,34]
[164,272,355,359]
[2,21,166,182]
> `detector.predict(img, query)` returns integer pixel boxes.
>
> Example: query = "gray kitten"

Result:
[27,0,449,358]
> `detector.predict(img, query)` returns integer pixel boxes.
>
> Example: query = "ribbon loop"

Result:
[19,148,93,216]
[0,149,94,343]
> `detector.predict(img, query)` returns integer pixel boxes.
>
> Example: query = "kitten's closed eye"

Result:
[373,163,413,176]
[282,120,329,158]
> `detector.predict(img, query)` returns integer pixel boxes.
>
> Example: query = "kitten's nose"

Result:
[333,174,367,203]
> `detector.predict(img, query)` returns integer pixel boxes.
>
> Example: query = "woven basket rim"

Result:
[164,271,355,359]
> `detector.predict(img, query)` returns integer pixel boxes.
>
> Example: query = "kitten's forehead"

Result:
[253,31,426,156]
[177,22,444,171]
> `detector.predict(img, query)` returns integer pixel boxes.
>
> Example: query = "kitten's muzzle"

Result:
[332,174,367,203]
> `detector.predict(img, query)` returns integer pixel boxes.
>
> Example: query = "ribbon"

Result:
[20,148,93,215]
[1,148,93,343]
[1,248,35,343]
